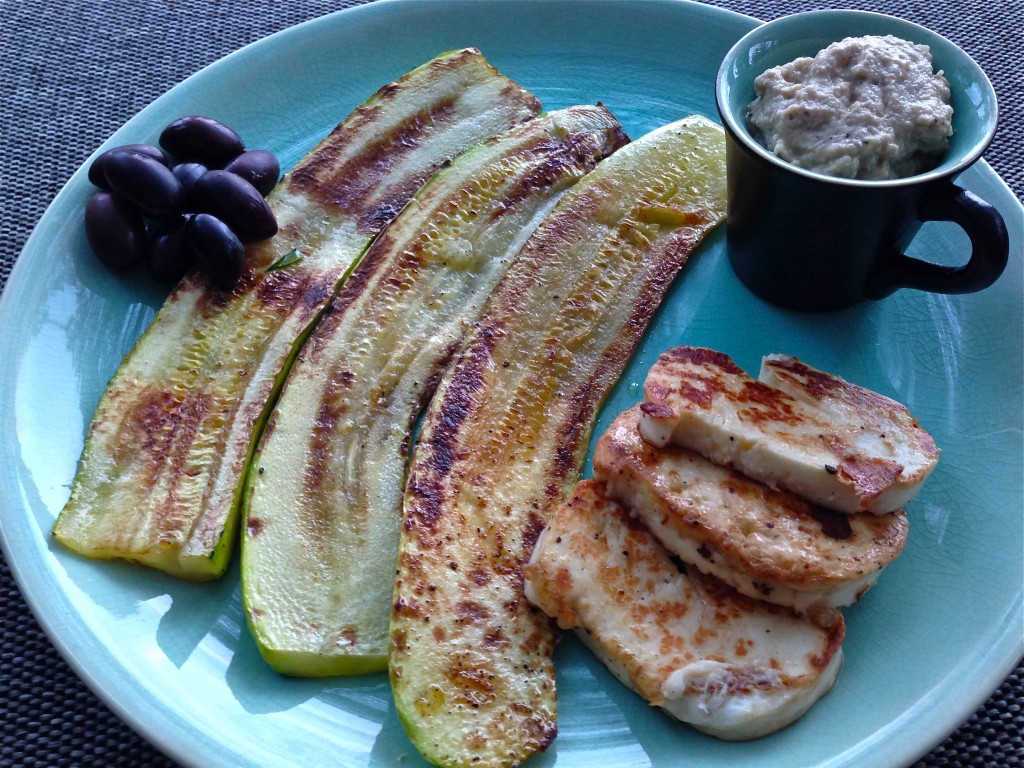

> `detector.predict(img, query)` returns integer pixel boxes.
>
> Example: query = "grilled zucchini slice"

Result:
[53,49,541,580]
[389,116,727,768]
[241,105,627,675]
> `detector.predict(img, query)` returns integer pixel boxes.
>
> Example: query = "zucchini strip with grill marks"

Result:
[390,116,727,768]
[53,48,541,580]
[241,105,627,676]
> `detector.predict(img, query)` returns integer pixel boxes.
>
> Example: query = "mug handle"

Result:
[865,183,1010,299]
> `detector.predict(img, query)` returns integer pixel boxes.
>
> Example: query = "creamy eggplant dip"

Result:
[748,35,953,180]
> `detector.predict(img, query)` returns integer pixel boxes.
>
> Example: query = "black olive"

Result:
[103,151,183,220]
[87,144,168,189]
[84,191,147,270]
[191,170,277,242]
[172,162,208,207]
[223,150,280,196]
[147,215,196,283]
[187,213,245,290]
[160,116,245,167]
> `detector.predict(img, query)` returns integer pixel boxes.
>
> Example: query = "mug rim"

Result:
[715,9,999,189]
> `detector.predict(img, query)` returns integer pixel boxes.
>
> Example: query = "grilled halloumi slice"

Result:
[638,347,939,514]
[595,406,908,623]
[524,480,844,741]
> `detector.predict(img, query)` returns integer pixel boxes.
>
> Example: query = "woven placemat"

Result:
[1,1,1020,766]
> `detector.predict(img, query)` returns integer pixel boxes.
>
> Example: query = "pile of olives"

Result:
[84,116,280,290]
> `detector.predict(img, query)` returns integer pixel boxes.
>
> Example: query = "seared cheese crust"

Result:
[595,406,908,621]
[638,347,939,514]
[524,480,844,740]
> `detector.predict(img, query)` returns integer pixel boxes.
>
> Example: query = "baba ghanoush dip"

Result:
[748,35,953,180]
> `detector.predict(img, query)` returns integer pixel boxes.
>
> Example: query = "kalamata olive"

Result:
[172,161,208,205]
[147,215,195,283]
[191,170,277,242]
[87,144,167,189]
[187,213,245,290]
[84,191,147,270]
[103,151,183,220]
[223,150,280,196]
[160,116,245,167]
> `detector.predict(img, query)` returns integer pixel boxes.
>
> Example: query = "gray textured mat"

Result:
[2,1,1020,766]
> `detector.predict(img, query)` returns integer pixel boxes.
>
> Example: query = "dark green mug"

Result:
[716,10,1009,312]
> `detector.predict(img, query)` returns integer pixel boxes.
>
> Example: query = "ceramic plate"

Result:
[2,1,1021,766]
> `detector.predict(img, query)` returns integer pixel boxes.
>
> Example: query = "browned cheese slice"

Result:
[638,347,940,514]
[524,480,845,741]
[594,405,908,624]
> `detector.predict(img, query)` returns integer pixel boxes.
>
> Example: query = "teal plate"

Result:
[1,1,1021,766]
